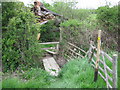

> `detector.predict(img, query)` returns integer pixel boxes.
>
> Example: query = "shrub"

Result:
[2,2,42,72]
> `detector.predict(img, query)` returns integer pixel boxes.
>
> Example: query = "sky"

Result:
[19,0,119,9]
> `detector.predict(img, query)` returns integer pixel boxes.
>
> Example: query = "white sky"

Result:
[19,0,119,9]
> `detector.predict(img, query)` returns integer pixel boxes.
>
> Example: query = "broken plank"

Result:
[43,57,60,76]
[45,49,58,55]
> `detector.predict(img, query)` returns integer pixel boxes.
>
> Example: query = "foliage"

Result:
[40,20,60,42]
[2,57,106,88]
[96,5,118,50]
[2,2,24,31]
[96,5,118,32]
[60,19,80,27]
[2,2,42,72]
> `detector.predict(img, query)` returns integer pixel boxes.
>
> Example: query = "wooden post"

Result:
[37,33,41,40]
[59,27,63,42]
[112,54,117,88]
[86,41,92,58]
[88,48,95,63]
[56,44,59,51]
[88,40,95,63]
[94,30,101,82]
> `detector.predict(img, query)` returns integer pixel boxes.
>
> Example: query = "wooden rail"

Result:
[64,42,86,59]
[64,41,117,88]
[39,42,59,45]
[88,44,117,88]
[39,42,59,55]
[60,28,117,88]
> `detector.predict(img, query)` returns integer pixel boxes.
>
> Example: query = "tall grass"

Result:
[2,57,106,88]
[49,57,106,88]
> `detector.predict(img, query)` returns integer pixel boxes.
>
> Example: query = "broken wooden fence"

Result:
[87,44,117,88]
[39,42,59,55]
[63,41,117,88]
[64,42,87,61]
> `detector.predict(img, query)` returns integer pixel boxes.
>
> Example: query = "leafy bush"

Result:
[40,20,60,42]
[96,5,118,50]
[96,5,118,32]
[2,2,42,72]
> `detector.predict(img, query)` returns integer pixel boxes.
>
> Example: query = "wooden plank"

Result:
[39,42,59,45]
[45,49,58,55]
[67,42,87,54]
[43,57,60,76]
[48,57,61,71]
[43,58,52,73]
[41,47,56,50]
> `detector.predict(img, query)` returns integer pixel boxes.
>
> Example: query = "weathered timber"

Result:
[45,49,58,55]
[39,42,59,45]
[112,54,117,88]
[41,47,56,50]
[94,30,101,82]
[43,57,60,76]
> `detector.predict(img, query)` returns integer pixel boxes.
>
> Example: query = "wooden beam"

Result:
[43,57,60,76]
[41,47,56,50]
[45,50,58,55]
[39,42,59,45]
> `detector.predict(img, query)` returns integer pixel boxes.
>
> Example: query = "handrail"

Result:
[39,42,59,45]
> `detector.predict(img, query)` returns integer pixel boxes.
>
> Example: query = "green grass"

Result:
[2,57,106,88]
[49,57,106,88]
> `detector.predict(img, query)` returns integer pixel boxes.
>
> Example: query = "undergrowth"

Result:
[2,57,106,88]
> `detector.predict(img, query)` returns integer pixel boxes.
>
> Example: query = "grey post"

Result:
[112,54,117,88]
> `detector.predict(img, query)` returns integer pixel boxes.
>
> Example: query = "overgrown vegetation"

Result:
[2,2,42,72]
[96,5,118,51]
[1,0,118,89]
[2,58,106,88]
